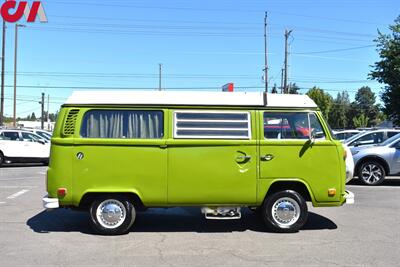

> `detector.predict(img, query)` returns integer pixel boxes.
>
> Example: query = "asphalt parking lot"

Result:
[0,166,399,266]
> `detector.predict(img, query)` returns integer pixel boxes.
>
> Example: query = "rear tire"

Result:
[261,190,308,233]
[357,161,385,186]
[89,196,136,235]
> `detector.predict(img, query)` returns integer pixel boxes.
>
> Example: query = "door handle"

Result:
[236,155,251,163]
[261,154,274,161]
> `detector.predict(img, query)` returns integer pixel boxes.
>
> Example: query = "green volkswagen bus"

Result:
[43,91,354,235]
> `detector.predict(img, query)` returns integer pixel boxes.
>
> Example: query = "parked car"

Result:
[352,133,400,185]
[343,144,354,183]
[0,129,50,166]
[43,91,353,235]
[24,128,52,142]
[344,129,400,154]
[333,130,361,142]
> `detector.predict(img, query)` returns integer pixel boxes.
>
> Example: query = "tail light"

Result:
[57,188,67,197]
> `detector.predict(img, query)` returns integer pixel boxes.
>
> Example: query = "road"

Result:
[0,165,399,266]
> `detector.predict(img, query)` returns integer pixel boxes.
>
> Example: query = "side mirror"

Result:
[353,141,360,147]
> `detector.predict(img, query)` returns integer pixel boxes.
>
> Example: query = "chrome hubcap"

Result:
[96,199,126,229]
[361,164,383,184]
[271,197,300,228]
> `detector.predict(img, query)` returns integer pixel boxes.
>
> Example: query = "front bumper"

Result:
[344,190,355,204]
[346,169,354,184]
[42,195,59,210]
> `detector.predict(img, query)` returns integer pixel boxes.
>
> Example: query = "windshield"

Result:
[379,133,400,146]
[344,131,366,144]
[37,131,51,140]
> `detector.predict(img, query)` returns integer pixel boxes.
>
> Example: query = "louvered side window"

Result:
[174,110,251,139]
[63,109,80,136]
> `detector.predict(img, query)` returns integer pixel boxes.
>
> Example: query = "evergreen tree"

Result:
[330,92,350,129]
[288,83,300,94]
[271,84,278,94]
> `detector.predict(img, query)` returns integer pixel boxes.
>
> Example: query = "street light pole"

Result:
[13,24,25,127]
[0,20,5,126]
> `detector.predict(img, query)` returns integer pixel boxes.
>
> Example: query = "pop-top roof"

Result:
[64,91,317,108]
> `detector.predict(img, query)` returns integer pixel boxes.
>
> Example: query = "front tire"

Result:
[0,152,3,167]
[261,190,308,233]
[89,196,136,235]
[357,161,385,186]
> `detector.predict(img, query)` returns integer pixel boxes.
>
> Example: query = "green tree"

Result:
[306,87,333,120]
[355,86,375,109]
[271,84,278,94]
[349,86,384,127]
[353,114,369,128]
[330,91,350,129]
[288,83,300,94]
[49,112,58,122]
[30,112,36,121]
[370,16,400,125]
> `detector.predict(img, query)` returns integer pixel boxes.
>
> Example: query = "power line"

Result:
[293,45,375,55]
[29,25,374,42]
[0,84,383,93]
[45,2,389,26]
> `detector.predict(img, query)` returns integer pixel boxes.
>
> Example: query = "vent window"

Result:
[174,111,251,139]
[63,109,80,136]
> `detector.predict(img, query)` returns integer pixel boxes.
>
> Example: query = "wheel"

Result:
[261,190,308,233]
[89,196,136,235]
[357,161,385,185]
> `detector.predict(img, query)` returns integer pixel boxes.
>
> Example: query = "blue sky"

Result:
[3,0,399,117]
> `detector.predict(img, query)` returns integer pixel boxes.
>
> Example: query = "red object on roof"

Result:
[222,83,234,92]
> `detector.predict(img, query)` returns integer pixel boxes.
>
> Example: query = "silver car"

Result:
[345,129,400,155]
[352,133,400,185]
[334,130,361,142]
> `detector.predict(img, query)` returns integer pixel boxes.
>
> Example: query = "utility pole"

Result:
[283,29,292,94]
[40,92,44,130]
[263,12,268,93]
[280,68,284,94]
[47,94,49,130]
[158,63,162,91]
[13,24,25,127]
[0,20,5,126]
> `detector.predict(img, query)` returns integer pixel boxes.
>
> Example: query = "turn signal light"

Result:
[328,188,336,197]
[57,188,67,197]
[343,149,347,160]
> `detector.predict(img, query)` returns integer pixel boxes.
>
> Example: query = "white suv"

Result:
[0,129,50,166]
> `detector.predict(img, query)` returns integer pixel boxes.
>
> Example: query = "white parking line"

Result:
[0,177,42,181]
[0,166,46,170]
[6,189,29,199]
[0,186,37,189]
[347,185,400,189]
[0,202,6,204]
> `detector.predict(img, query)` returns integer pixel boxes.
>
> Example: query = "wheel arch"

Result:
[265,180,314,203]
[79,191,146,211]
[355,156,390,176]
